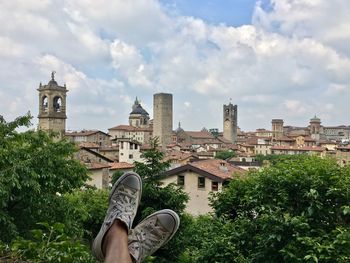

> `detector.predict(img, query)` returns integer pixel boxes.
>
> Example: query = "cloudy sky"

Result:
[1,0,349,132]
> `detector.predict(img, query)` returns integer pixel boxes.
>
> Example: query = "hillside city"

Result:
[2,1,350,262]
[38,72,350,215]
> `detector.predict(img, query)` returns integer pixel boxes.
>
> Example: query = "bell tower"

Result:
[37,72,68,138]
[223,102,238,143]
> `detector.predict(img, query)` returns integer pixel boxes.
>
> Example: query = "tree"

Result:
[210,156,350,262]
[0,114,88,242]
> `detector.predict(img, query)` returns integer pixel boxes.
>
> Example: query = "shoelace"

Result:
[105,184,137,228]
[129,218,169,261]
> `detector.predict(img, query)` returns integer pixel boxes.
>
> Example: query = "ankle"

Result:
[102,220,128,254]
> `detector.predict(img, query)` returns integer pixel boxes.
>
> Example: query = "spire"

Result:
[51,71,56,81]
[48,71,58,86]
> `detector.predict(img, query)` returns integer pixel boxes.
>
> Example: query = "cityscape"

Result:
[1,1,350,262]
[38,71,350,215]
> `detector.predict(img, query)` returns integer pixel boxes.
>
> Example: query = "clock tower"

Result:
[223,103,237,143]
[37,72,68,139]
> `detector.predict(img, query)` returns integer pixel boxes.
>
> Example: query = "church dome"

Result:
[310,115,321,123]
[48,79,58,86]
[130,98,149,116]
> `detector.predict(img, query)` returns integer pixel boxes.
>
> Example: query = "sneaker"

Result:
[128,209,180,263]
[92,172,142,261]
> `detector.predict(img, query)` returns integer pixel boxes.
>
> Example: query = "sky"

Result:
[0,0,350,132]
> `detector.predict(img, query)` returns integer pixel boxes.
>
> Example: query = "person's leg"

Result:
[103,220,133,263]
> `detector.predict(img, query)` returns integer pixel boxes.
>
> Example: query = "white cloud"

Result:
[0,0,350,131]
[0,37,24,57]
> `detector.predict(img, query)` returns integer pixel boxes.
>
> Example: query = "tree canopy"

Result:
[209,156,350,262]
[0,114,88,241]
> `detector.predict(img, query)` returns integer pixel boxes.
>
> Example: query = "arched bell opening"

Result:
[53,96,62,112]
[42,96,48,112]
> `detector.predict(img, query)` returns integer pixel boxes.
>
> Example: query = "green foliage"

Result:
[111,170,124,185]
[210,156,350,262]
[64,189,109,240]
[215,150,236,160]
[254,154,303,165]
[3,222,96,263]
[134,137,189,262]
[177,215,249,263]
[0,114,88,242]
[134,137,171,185]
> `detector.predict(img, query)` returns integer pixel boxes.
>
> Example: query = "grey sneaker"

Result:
[92,172,142,262]
[128,209,180,263]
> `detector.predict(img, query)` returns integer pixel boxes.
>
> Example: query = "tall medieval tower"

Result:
[223,103,238,143]
[37,72,67,138]
[153,93,173,149]
[272,119,284,139]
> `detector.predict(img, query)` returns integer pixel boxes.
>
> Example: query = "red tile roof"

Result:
[108,125,152,132]
[271,146,325,152]
[185,131,214,139]
[66,130,109,136]
[110,162,135,170]
[189,159,246,179]
[86,162,111,170]
[164,151,198,162]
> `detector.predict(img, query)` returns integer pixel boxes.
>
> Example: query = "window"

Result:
[129,154,133,159]
[177,175,185,186]
[211,181,219,191]
[198,176,205,188]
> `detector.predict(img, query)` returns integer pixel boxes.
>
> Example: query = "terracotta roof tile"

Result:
[189,159,246,180]
[271,146,325,152]
[66,130,109,136]
[185,131,214,139]
[108,125,152,132]
[86,162,111,170]
[110,162,135,170]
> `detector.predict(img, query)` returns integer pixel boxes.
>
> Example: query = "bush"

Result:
[210,156,350,262]
[2,222,96,263]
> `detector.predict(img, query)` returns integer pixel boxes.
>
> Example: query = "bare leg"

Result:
[103,220,133,263]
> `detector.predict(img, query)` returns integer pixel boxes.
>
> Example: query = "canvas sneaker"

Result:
[92,172,142,262]
[128,209,180,263]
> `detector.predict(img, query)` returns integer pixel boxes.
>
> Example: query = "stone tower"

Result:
[272,119,284,139]
[309,115,322,141]
[223,103,238,143]
[37,72,67,138]
[153,93,173,149]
